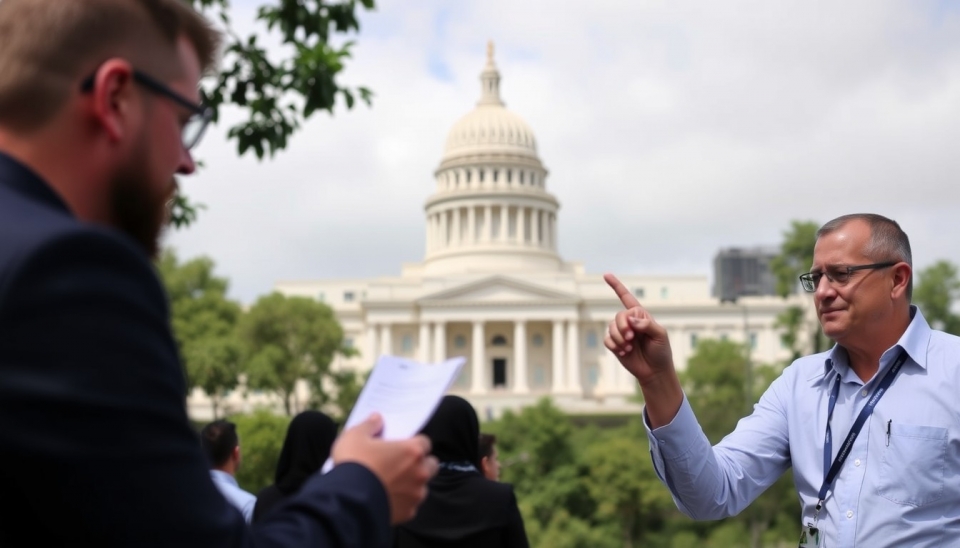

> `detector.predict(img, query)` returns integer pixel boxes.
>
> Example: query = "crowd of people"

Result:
[2,0,959,547]
[199,403,528,547]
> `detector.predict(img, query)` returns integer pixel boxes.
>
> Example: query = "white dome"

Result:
[443,105,538,160]
[440,43,539,162]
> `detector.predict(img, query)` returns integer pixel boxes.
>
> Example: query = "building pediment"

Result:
[418,276,579,305]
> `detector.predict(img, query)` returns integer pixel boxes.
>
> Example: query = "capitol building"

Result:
[189,44,814,419]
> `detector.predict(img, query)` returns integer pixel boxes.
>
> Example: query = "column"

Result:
[366,324,378,362]
[484,205,492,242]
[380,324,392,356]
[532,209,540,247]
[419,322,431,362]
[517,207,526,244]
[439,211,448,249]
[567,319,580,395]
[452,208,461,247]
[600,352,617,396]
[514,320,529,394]
[471,321,485,394]
[552,320,565,392]
[467,206,476,245]
[433,322,446,362]
[499,206,509,242]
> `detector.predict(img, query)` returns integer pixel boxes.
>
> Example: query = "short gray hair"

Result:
[816,213,912,300]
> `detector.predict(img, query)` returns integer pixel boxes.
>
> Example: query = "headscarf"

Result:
[274,410,339,495]
[420,395,481,470]
[396,395,527,545]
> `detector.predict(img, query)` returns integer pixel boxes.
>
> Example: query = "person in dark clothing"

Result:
[0,1,437,545]
[253,411,340,522]
[395,396,529,548]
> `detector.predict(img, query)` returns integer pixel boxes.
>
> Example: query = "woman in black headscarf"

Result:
[394,395,529,548]
[252,410,339,523]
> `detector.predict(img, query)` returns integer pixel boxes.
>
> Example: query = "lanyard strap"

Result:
[815,348,909,515]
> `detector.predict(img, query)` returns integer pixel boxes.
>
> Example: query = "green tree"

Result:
[232,409,291,493]
[914,260,960,335]
[172,0,377,227]
[682,339,752,442]
[582,427,675,548]
[770,220,825,353]
[240,292,349,415]
[157,249,243,418]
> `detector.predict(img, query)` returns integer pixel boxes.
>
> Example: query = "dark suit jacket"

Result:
[0,152,390,547]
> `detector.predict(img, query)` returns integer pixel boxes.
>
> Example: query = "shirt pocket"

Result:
[875,423,947,507]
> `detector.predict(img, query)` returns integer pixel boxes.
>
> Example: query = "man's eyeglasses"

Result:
[798,262,897,292]
[80,70,213,151]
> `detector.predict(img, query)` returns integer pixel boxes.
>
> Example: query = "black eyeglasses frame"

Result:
[798,261,898,293]
[80,69,213,150]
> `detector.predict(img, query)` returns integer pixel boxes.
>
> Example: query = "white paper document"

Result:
[322,354,465,473]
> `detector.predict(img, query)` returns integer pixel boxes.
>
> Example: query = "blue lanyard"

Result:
[814,348,909,518]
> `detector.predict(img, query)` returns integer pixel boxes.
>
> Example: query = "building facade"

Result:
[187,44,815,419]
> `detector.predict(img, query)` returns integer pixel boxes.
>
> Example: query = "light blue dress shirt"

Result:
[209,470,256,523]
[646,307,960,547]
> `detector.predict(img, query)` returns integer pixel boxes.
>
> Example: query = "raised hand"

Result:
[603,273,683,427]
[331,413,439,524]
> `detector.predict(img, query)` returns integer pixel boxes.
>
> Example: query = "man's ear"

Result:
[85,59,136,144]
[232,445,241,463]
[891,262,912,299]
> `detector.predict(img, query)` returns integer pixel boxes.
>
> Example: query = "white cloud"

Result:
[166,0,960,302]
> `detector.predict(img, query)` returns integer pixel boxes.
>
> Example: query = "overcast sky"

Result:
[165,0,960,303]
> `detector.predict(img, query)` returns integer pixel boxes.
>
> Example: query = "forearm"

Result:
[645,398,787,520]
[638,370,684,429]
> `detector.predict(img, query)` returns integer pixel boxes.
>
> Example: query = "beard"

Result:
[107,134,174,260]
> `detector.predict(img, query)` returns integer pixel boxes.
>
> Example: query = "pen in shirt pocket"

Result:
[886,419,892,447]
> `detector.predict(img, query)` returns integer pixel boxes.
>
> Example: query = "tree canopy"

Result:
[158,249,244,418]
[172,0,377,227]
[240,292,349,415]
[914,260,960,335]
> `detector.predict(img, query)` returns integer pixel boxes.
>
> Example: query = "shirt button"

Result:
[861,389,868,397]
[854,459,861,467]
[846,510,854,519]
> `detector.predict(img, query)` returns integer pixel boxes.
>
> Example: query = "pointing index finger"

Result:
[604,273,641,309]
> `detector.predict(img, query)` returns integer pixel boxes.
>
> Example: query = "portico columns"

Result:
[514,321,529,394]
[366,325,378,362]
[433,322,446,362]
[471,321,485,394]
[419,322,431,362]
[552,320,565,391]
[567,320,580,394]
[380,324,392,356]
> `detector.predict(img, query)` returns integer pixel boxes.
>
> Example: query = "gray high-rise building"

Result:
[712,247,781,302]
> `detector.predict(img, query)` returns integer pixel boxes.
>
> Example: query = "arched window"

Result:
[519,171,525,184]
[479,170,485,183]
[507,170,513,184]
[493,170,499,183]
[466,170,472,184]
[491,335,508,346]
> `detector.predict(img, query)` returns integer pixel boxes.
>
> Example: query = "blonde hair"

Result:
[0,0,219,132]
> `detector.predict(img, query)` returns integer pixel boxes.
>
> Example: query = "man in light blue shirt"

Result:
[604,213,960,546]
[201,420,257,523]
